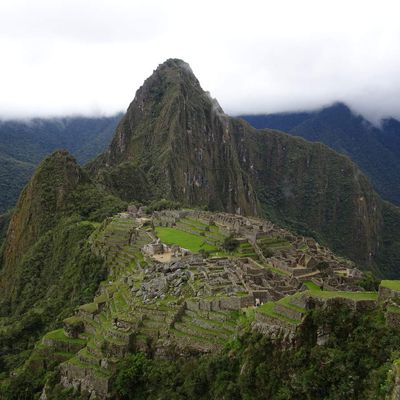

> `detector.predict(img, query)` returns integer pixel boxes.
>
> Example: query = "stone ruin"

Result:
[150,209,363,292]
[142,238,191,263]
[52,209,371,400]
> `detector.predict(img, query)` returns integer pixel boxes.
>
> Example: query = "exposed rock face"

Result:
[88,59,397,273]
[391,363,400,400]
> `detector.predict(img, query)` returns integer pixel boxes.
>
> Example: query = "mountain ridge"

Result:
[240,102,400,205]
[0,114,122,213]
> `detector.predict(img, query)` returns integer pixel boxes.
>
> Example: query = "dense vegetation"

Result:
[2,302,397,400]
[0,219,106,373]
[0,114,121,212]
[240,102,400,205]
[109,304,398,399]
[0,210,11,254]
[0,151,126,374]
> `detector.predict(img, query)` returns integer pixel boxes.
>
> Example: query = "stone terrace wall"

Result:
[379,285,400,303]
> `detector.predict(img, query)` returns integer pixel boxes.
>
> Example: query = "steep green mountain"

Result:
[0,154,34,213]
[0,114,122,213]
[0,150,125,372]
[90,59,400,277]
[240,103,400,205]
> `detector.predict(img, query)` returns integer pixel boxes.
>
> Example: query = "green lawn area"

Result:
[155,227,218,253]
[304,281,321,291]
[380,280,400,291]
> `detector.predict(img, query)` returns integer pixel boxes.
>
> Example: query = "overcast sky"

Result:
[0,0,399,122]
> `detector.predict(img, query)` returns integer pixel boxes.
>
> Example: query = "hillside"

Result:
[0,114,121,213]
[2,207,400,399]
[240,103,400,205]
[0,150,125,372]
[90,59,400,277]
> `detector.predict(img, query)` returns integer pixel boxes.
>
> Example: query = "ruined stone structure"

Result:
[49,209,373,399]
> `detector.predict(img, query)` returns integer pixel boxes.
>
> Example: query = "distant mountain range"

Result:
[0,114,121,212]
[240,103,400,205]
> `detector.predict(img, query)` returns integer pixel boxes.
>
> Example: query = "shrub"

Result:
[222,235,239,252]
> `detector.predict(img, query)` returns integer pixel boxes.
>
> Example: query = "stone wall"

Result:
[60,362,111,400]
[42,337,85,354]
[185,295,254,312]
[379,285,400,303]
[390,363,400,400]
[274,304,303,321]
[255,311,290,328]
[386,308,400,329]
[310,296,377,312]
[288,295,308,310]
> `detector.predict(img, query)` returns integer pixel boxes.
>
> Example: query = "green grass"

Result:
[94,294,108,303]
[387,305,400,314]
[304,281,321,291]
[78,220,101,228]
[380,280,400,291]
[79,303,98,313]
[44,329,86,345]
[155,226,218,252]
[63,316,84,325]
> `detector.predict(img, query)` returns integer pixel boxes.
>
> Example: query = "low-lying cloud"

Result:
[1,0,399,123]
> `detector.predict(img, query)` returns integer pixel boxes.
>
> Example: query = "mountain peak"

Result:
[157,58,193,73]
[98,58,227,170]
[136,58,201,101]
[320,101,352,117]
[2,150,87,266]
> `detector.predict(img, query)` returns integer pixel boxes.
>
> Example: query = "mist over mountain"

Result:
[240,103,400,205]
[0,114,122,213]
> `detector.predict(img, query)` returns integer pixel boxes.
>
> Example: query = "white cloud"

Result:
[0,0,400,121]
